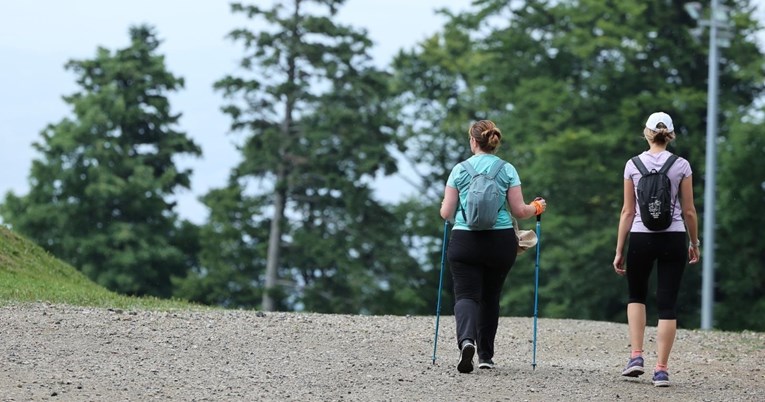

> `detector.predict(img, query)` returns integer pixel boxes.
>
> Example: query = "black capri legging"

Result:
[626,232,687,320]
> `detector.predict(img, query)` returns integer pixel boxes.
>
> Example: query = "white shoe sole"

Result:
[621,366,645,377]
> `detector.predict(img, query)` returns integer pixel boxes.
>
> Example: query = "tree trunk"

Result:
[262,165,286,311]
[261,0,299,311]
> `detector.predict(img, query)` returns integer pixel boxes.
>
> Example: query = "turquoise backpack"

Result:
[458,159,506,230]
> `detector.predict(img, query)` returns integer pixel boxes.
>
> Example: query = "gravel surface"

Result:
[1,303,763,401]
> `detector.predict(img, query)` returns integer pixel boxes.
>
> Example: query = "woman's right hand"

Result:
[613,253,626,276]
[688,244,700,264]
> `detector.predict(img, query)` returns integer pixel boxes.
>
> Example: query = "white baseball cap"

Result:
[645,112,674,132]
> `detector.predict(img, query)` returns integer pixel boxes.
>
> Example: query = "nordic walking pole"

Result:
[532,213,542,370]
[432,220,449,364]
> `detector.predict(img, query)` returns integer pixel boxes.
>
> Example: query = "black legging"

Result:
[448,229,517,360]
[626,232,686,319]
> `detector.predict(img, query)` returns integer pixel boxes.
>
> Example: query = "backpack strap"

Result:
[487,160,507,216]
[631,156,649,175]
[460,159,505,178]
[457,161,475,221]
[661,154,681,209]
[460,161,479,178]
[486,159,505,179]
[631,154,679,175]
[659,154,679,174]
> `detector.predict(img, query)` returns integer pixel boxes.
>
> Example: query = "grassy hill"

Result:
[0,225,196,309]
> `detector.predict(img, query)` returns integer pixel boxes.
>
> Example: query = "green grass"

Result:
[0,225,204,310]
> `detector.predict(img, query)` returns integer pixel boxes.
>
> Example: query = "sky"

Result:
[1,1,764,225]
[0,0,473,224]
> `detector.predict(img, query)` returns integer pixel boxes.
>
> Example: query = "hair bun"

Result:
[469,120,502,152]
[485,128,501,148]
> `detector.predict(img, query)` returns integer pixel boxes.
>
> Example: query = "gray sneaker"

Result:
[652,370,670,387]
[457,340,476,373]
[621,356,645,377]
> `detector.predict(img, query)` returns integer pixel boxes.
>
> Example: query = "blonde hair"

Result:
[644,123,675,144]
[469,120,502,152]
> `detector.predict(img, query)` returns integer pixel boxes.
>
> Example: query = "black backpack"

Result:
[631,154,679,231]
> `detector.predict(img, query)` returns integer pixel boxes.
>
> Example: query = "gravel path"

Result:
[1,303,763,401]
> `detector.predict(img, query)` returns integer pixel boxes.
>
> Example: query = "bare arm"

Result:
[613,179,636,276]
[440,185,459,222]
[507,185,540,219]
[680,175,700,264]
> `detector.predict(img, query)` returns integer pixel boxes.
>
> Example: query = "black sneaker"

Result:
[478,358,495,369]
[457,340,476,373]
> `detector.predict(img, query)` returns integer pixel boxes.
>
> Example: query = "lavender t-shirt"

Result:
[623,150,692,233]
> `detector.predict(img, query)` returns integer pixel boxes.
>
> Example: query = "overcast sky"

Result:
[1,1,763,224]
[0,0,474,223]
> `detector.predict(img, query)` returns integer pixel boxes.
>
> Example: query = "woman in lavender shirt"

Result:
[613,112,700,387]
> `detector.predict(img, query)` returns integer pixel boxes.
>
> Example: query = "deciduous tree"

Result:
[391,0,765,329]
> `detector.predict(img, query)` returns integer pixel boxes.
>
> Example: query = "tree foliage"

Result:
[172,184,268,308]
[714,110,765,331]
[3,1,762,330]
[182,0,419,312]
[1,26,201,298]
[391,0,764,329]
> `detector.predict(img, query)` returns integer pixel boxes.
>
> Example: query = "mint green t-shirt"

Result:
[446,154,521,230]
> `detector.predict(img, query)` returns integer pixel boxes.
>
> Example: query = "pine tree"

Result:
[211,0,407,311]
[1,26,201,297]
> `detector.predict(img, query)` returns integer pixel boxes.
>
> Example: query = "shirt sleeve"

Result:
[623,159,635,180]
[680,158,692,178]
[446,164,462,188]
[505,163,521,187]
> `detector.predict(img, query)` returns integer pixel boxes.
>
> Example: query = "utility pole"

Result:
[684,1,731,330]
[701,0,719,331]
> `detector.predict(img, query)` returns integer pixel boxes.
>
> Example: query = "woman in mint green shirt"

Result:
[439,119,546,373]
